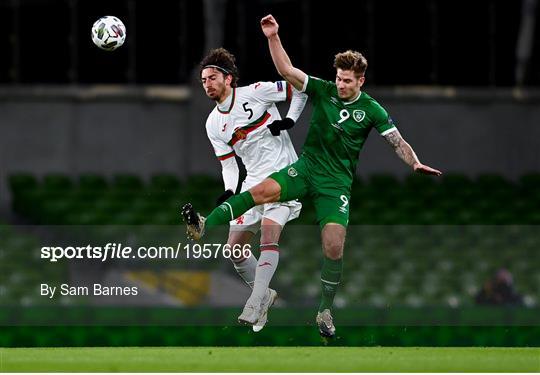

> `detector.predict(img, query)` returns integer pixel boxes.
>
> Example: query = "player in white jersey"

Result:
[194,48,307,331]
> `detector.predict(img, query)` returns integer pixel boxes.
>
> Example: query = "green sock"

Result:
[318,256,343,312]
[205,191,256,229]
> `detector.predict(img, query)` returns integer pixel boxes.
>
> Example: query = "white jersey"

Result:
[206,81,299,189]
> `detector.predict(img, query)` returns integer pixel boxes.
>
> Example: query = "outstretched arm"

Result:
[261,14,307,91]
[384,130,442,176]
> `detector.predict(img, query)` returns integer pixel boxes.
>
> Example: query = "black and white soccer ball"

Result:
[91,16,126,51]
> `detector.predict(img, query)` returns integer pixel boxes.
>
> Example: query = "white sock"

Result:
[250,244,279,304]
[231,254,257,289]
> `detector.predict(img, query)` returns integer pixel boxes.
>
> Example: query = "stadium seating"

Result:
[9,172,540,226]
[5,172,540,308]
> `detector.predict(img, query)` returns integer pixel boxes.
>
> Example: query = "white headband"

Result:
[202,65,231,75]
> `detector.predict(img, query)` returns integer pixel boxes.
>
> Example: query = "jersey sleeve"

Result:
[371,101,397,136]
[251,81,292,103]
[206,119,235,161]
[220,156,239,192]
[302,75,334,100]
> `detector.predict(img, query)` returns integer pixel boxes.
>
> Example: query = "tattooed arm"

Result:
[383,129,442,176]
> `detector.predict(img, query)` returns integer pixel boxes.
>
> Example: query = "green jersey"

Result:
[301,75,396,190]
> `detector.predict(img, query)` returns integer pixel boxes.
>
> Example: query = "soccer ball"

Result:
[91,16,126,51]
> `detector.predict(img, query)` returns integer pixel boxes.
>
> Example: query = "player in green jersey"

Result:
[183,14,442,337]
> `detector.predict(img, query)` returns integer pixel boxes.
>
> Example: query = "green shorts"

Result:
[269,158,350,228]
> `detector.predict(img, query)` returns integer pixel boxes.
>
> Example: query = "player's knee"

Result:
[321,223,346,259]
[323,241,343,260]
[249,185,266,203]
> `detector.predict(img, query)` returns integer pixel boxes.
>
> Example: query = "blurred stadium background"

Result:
[1,0,539,347]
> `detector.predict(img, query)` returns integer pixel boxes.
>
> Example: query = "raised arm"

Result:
[261,15,307,91]
[384,130,442,176]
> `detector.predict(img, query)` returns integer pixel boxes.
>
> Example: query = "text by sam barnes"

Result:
[41,283,138,298]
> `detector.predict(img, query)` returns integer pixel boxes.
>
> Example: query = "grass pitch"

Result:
[2,347,539,372]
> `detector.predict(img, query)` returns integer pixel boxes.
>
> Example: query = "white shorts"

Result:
[229,200,302,233]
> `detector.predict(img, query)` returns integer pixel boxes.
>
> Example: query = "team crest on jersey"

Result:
[233,127,248,140]
[353,110,365,122]
[287,167,298,177]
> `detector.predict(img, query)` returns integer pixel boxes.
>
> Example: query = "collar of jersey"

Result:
[217,87,236,114]
[343,91,362,105]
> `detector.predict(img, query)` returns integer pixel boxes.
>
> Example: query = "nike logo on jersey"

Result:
[254,82,261,89]
[258,262,272,267]
[222,123,227,132]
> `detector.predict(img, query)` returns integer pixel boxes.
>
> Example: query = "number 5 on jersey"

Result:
[242,102,253,120]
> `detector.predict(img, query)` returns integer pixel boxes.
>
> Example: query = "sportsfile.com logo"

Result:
[40,243,180,262]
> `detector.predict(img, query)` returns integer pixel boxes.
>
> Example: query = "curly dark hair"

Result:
[199,48,239,87]
[334,50,368,77]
